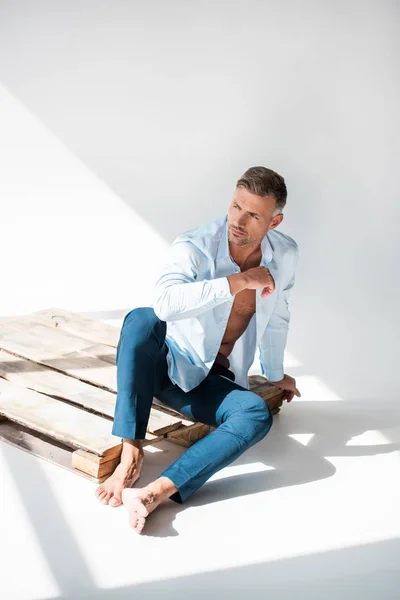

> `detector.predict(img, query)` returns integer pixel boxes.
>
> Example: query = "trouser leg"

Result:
[111,307,169,440]
[155,373,273,503]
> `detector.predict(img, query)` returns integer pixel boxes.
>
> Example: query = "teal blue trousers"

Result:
[112,307,273,503]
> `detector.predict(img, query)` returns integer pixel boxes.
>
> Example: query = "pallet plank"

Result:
[0,316,118,390]
[72,451,121,479]
[0,312,185,434]
[0,378,121,457]
[166,423,214,448]
[0,350,183,436]
[0,309,287,480]
[0,419,112,483]
[2,307,121,348]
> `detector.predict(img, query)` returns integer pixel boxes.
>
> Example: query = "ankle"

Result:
[145,477,178,503]
[122,439,143,452]
[121,439,143,455]
[119,440,144,465]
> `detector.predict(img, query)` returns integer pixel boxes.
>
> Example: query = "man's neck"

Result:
[229,243,262,270]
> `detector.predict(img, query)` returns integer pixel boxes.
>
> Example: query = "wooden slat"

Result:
[71,439,161,479]
[0,312,184,433]
[0,311,281,406]
[0,378,173,456]
[166,423,214,448]
[249,374,285,414]
[248,374,282,397]
[0,377,121,457]
[72,451,121,478]
[0,315,118,390]
[2,307,121,348]
[0,349,116,416]
[0,350,183,436]
[0,419,111,483]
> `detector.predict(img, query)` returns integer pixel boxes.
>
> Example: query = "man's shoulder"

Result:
[267,229,299,256]
[173,214,226,254]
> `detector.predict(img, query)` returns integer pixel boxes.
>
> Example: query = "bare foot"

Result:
[122,477,178,534]
[95,440,144,508]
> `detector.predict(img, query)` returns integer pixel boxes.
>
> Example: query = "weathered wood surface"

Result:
[72,449,121,479]
[0,419,120,483]
[2,307,121,348]
[0,309,283,410]
[0,310,187,435]
[0,349,183,436]
[249,374,284,398]
[166,423,214,448]
[249,374,285,414]
[0,311,120,391]
[0,377,121,457]
[0,307,287,480]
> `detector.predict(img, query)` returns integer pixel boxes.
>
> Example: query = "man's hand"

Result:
[242,266,276,298]
[267,374,301,403]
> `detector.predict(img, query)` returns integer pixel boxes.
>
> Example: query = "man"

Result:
[95,166,301,533]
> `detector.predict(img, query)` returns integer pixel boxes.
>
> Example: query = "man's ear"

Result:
[268,213,284,231]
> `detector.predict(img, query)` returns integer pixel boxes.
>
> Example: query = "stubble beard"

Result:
[228,231,252,247]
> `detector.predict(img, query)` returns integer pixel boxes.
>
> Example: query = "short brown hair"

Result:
[236,166,287,214]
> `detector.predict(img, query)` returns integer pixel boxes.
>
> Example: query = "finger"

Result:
[295,387,301,397]
[261,287,273,298]
[287,391,295,402]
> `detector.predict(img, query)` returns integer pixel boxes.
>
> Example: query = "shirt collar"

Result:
[216,214,273,266]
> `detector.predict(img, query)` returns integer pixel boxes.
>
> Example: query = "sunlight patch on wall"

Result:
[0,83,169,317]
[283,350,302,367]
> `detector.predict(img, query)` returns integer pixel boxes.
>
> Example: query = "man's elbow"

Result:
[153,291,177,322]
[153,299,168,322]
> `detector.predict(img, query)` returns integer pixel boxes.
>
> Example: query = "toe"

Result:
[136,516,146,534]
[136,502,149,518]
[95,486,104,497]
[130,514,139,529]
[110,496,122,507]
[101,492,111,504]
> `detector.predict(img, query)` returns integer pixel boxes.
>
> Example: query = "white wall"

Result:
[0,0,398,404]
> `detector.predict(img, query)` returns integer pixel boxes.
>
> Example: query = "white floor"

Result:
[1,365,399,600]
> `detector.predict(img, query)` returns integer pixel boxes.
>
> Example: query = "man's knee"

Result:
[236,392,273,443]
[121,307,166,344]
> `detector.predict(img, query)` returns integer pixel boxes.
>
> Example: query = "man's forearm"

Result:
[155,272,248,322]
[154,277,233,321]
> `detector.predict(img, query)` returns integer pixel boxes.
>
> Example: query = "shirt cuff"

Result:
[261,364,284,383]
[212,276,234,299]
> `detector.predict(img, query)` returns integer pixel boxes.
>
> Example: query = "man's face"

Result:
[227,186,283,247]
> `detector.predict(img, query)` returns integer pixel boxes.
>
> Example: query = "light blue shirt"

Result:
[151,214,299,392]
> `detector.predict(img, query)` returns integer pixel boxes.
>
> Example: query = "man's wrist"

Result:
[227,272,248,295]
[265,374,284,385]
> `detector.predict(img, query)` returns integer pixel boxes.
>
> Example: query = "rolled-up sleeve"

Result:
[152,240,233,322]
[259,245,299,382]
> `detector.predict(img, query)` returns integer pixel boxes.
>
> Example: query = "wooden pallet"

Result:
[0,308,285,482]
